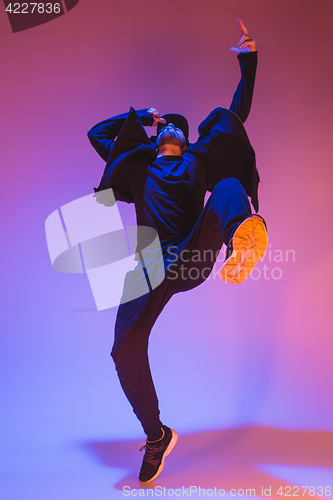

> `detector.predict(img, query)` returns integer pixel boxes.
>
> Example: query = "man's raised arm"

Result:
[229,19,257,123]
[87,108,157,162]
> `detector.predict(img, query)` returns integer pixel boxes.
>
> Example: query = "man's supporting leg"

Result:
[111,274,180,482]
[111,275,179,440]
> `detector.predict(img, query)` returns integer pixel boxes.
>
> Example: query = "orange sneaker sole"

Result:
[220,215,268,284]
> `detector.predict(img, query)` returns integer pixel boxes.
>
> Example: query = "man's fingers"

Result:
[148,109,166,121]
[241,40,256,52]
[230,46,250,54]
[152,116,167,127]
[236,18,249,36]
[239,39,254,49]
[148,108,166,126]
[238,43,251,53]
[230,39,256,54]
[237,33,253,48]
[231,20,255,55]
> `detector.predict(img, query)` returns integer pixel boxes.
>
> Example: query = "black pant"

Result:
[111,178,252,438]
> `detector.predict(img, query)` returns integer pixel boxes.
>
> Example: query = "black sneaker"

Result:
[139,425,178,482]
[220,215,268,284]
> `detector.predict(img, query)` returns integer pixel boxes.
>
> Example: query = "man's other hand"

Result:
[148,108,167,127]
[230,19,256,54]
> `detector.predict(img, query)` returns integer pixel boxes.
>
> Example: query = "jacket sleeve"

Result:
[92,108,156,205]
[229,52,257,123]
[87,108,155,162]
[187,106,258,210]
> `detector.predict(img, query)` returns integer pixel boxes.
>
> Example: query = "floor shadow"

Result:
[82,426,333,496]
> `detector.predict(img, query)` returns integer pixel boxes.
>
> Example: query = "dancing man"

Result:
[88,19,267,482]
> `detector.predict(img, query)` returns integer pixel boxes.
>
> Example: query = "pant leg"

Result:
[111,177,251,437]
[111,264,180,439]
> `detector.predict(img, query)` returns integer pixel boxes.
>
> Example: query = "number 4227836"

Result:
[5,3,61,14]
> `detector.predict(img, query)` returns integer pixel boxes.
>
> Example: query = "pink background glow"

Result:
[1,0,333,497]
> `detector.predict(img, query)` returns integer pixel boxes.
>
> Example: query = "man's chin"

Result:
[156,137,185,150]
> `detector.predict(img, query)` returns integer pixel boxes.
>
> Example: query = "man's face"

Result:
[156,123,187,150]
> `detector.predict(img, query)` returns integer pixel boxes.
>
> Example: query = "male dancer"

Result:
[88,20,267,482]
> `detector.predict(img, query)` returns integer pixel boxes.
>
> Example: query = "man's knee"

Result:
[111,331,149,366]
[213,177,242,193]
[213,178,249,203]
[111,340,136,365]
[110,342,122,364]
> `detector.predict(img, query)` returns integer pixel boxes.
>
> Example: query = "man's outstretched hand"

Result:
[230,19,256,54]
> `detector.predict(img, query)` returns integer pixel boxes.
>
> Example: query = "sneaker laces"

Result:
[139,428,165,466]
[140,442,158,466]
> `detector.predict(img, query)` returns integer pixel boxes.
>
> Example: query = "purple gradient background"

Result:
[1,0,333,497]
